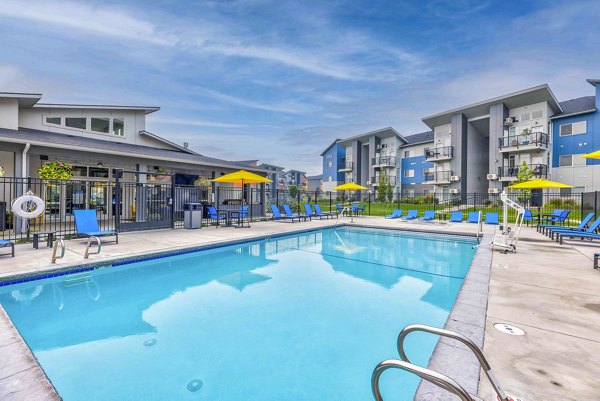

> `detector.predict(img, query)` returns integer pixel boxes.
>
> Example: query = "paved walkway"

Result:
[1,217,599,400]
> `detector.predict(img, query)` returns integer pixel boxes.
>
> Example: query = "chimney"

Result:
[183,142,189,149]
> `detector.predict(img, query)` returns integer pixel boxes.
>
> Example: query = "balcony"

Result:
[424,146,453,161]
[371,176,397,186]
[498,132,548,152]
[371,156,396,168]
[338,162,353,172]
[498,164,548,181]
[424,170,452,184]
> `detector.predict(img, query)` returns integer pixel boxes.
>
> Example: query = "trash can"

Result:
[184,203,202,229]
[0,202,5,230]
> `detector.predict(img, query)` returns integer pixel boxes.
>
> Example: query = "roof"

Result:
[139,130,197,154]
[336,127,406,146]
[35,103,160,114]
[400,131,434,147]
[319,138,341,156]
[258,163,285,171]
[307,174,322,180]
[587,79,600,86]
[0,91,42,107]
[422,84,562,128]
[551,96,597,119]
[285,169,307,174]
[0,127,266,172]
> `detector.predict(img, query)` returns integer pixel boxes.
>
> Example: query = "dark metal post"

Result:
[250,187,254,222]
[368,192,371,215]
[170,174,175,229]
[114,170,122,232]
[297,188,300,213]
[329,191,332,212]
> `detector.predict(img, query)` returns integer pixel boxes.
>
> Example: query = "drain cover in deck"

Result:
[494,323,525,336]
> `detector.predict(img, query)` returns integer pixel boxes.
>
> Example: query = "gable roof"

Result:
[319,138,341,156]
[551,96,596,119]
[139,130,197,154]
[400,131,434,147]
[0,127,265,172]
[336,127,407,146]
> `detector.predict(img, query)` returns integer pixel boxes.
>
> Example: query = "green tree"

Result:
[377,171,390,203]
[288,185,299,199]
[516,161,534,201]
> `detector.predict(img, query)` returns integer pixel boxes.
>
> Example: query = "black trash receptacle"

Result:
[184,203,202,229]
[0,202,5,230]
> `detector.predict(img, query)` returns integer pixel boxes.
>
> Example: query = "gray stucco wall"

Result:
[466,122,489,193]
[450,114,468,193]
[489,103,508,191]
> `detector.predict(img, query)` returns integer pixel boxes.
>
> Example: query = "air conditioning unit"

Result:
[487,173,498,180]
[450,175,460,182]
[449,188,460,194]
[488,188,500,194]
[504,116,518,125]
[366,181,371,185]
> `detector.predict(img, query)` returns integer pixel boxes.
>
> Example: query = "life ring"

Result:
[12,195,45,219]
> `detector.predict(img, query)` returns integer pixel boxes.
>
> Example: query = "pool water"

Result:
[0,227,476,401]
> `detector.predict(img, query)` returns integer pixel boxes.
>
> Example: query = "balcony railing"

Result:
[371,176,397,186]
[338,162,354,172]
[423,171,452,184]
[498,132,548,150]
[498,164,548,179]
[424,146,453,161]
[371,156,396,167]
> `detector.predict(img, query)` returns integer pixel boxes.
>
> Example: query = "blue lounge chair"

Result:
[556,217,600,244]
[449,211,463,223]
[313,204,333,219]
[466,212,480,224]
[385,209,402,219]
[485,212,499,225]
[207,206,228,227]
[547,214,598,240]
[270,204,287,221]
[283,204,310,222]
[542,212,595,236]
[402,210,418,220]
[73,209,118,243]
[419,210,435,221]
[230,205,249,227]
[304,204,320,219]
[0,239,14,257]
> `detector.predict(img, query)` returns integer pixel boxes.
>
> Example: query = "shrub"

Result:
[562,198,578,209]
[545,198,563,208]
[482,199,492,207]
[38,161,73,180]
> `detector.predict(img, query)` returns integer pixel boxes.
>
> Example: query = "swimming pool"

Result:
[0,227,477,401]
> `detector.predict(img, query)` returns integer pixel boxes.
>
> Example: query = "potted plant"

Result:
[194,176,212,202]
[521,128,530,145]
[38,161,73,180]
[151,168,171,182]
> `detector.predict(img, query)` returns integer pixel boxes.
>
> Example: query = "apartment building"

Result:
[320,140,345,192]
[551,79,600,193]
[399,131,435,196]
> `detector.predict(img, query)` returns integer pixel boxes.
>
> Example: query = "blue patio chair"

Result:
[449,211,463,223]
[73,209,118,243]
[0,239,15,257]
[402,210,418,220]
[207,206,228,227]
[230,205,249,227]
[555,216,600,244]
[419,210,435,221]
[357,204,367,216]
[351,203,359,216]
[466,212,480,223]
[336,204,345,216]
[283,204,310,222]
[523,209,534,226]
[313,204,333,219]
[545,213,596,239]
[385,209,402,219]
[485,212,499,225]
[538,209,563,227]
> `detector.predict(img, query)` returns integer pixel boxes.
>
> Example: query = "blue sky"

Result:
[1,0,599,174]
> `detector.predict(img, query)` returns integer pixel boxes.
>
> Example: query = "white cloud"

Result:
[150,117,246,129]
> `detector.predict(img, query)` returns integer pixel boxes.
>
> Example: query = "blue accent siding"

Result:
[322,143,345,182]
[552,85,599,167]
[400,155,434,184]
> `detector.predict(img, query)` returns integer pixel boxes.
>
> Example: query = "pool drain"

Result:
[494,323,525,336]
[187,379,204,392]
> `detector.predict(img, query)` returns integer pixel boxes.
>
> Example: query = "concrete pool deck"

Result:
[0,217,599,400]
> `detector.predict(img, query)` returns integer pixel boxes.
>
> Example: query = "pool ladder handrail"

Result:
[84,236,102,259]
[476,211,482,242]
[372,324,510,401]
[334,206,350,229]
[51,239,66,264]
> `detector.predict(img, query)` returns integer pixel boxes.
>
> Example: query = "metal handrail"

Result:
[476,211,482,242]
[397,324,509,401]
[51,239,65,264]
[334,206,350,229]
[84,236,102,259]
[371,359,474,401]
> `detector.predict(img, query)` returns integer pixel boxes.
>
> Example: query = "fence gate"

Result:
[115,170,175,232]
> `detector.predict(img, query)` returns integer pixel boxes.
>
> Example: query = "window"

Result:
[520,113,531,122]
[532,110,543,119]
[404,150,410,158]
[403,169,414,178]
[65,117,87,130]
[560,121,587,136]
[327,161,332,168]
[560,186,585,195]
[559,155,572,167]
[46,117,61,125]
[91,118,110,133]
[112,118,125,136]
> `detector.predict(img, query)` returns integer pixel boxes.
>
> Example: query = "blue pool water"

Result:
[0,227,476,401]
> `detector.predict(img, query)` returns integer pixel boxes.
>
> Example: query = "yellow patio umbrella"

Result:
[507,178,573,189]
[333,182,368,222]
[582,150,600,159]
[213,170,272,204]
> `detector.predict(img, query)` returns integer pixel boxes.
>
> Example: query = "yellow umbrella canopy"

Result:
[333,182,368,191]
[212,170,272,185]
[507,178,573,189]
[582,150,600,159]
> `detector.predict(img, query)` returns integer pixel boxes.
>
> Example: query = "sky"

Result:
[1,0,599,175]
